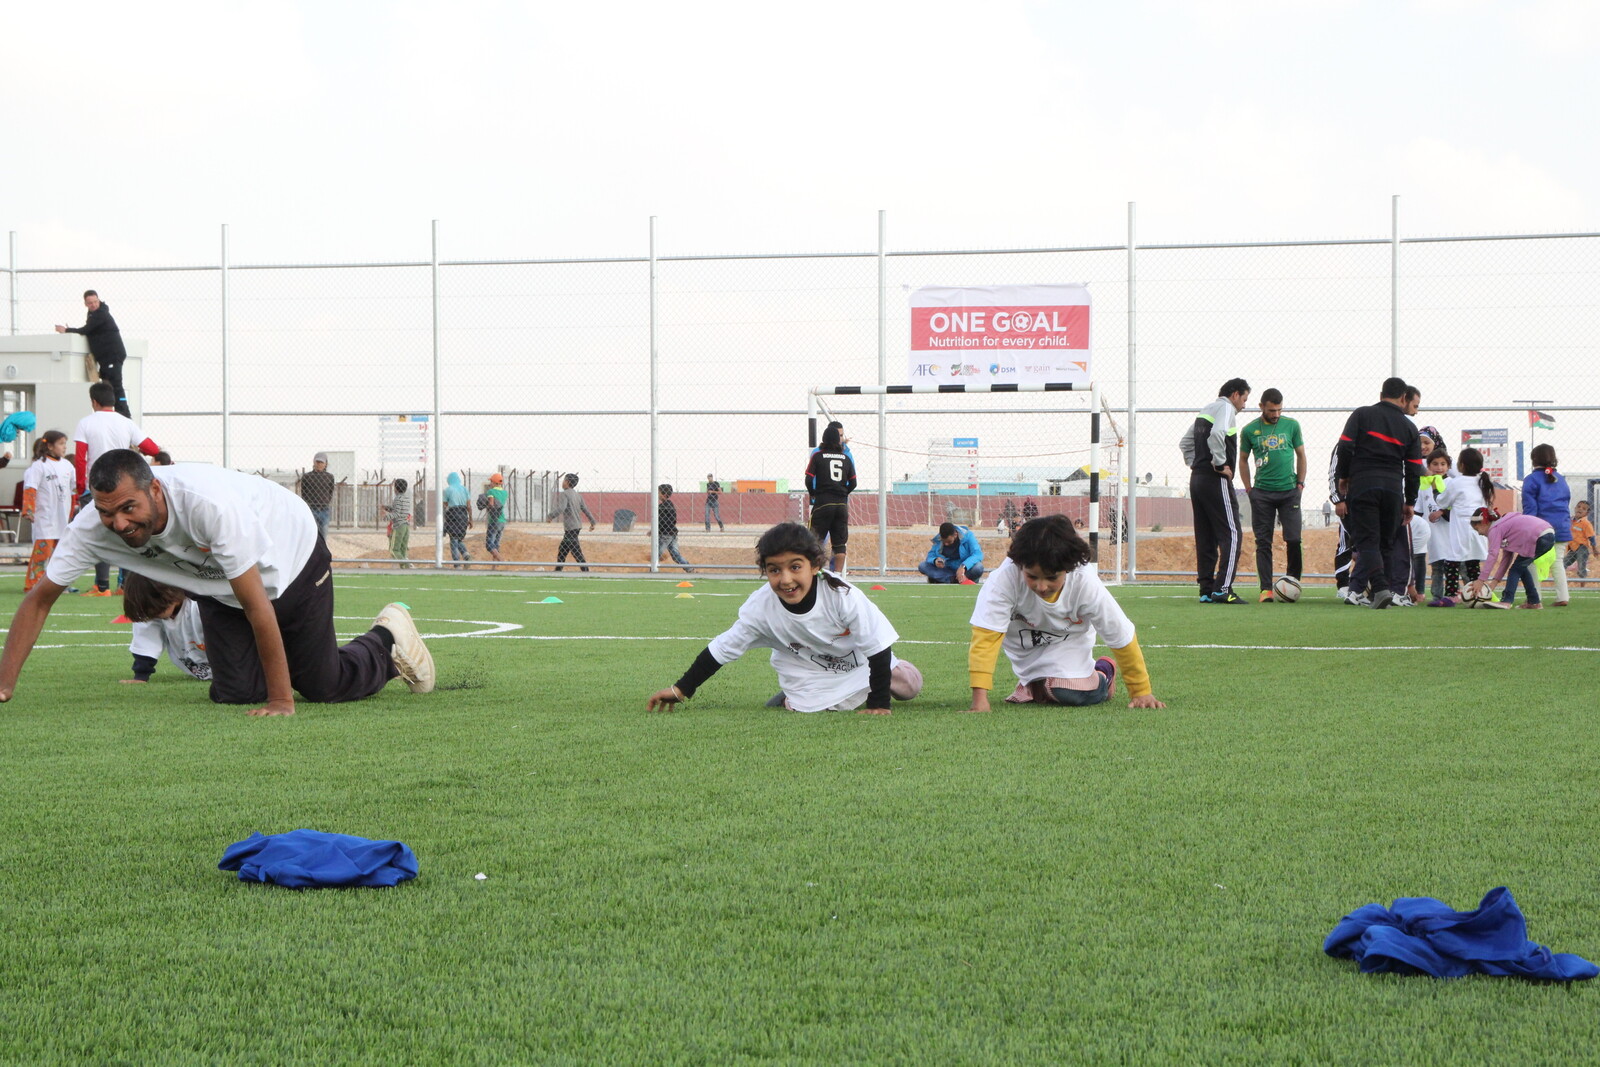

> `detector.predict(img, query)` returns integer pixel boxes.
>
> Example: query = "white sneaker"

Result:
[1394,594,1415,607]
[373,602,435,693]
[1346,591,1372,607]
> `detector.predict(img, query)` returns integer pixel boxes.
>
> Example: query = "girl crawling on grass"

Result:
[646,522,922,714]
[967,514,1165,712]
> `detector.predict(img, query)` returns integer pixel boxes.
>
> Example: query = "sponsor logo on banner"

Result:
[908,284,1092,385]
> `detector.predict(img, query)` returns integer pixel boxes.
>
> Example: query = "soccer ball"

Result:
[1462,581,1493,607]
[1272,576,1302,603]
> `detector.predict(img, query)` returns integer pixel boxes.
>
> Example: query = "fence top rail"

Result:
[15,229,1600,276]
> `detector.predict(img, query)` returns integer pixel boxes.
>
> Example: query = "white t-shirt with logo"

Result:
[970,558,1136,684]
[46,464,318,609]
[708,574,899,713]
[24,457,76,541]
[129,599,211,680]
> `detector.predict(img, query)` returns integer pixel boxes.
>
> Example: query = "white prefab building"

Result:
[0,334,147,543]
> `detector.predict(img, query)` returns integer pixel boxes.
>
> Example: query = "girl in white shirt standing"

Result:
[21,431,74,591]
[647,522,922,714]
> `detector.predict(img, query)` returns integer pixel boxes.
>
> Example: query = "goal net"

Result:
[807,383,1124,581]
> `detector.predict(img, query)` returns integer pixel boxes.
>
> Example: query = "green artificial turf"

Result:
[2,571,1598,1064]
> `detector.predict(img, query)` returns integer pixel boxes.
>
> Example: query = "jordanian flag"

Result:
[1529,410,1555,430]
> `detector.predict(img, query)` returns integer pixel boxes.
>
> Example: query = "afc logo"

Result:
[911,364,946,377]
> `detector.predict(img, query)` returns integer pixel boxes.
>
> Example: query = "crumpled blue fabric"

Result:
[0,411,37,443]
[219,829,418,889]
[1324,886,1596,980]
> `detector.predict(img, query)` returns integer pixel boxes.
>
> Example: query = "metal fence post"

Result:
[1126,201,1138,581]
[221,223,230,467]
[877,209,888,576]
[649,216,660,574]
[432,219,444,568]
[8,232,16,335]
[1391,194,1400,379]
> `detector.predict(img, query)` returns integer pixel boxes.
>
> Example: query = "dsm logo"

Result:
[988,364,1016,375]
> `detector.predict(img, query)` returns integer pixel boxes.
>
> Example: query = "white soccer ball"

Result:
[1272,575,1302,603]
[1462,581,1493,607]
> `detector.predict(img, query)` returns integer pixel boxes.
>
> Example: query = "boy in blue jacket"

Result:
[919,521,984,584]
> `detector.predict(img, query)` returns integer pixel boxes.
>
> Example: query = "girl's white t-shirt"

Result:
[708,574,899,713]
[970,558,1135,683]
[1435,472,1490,563]
[129,599,211,680]
[24,457,75,541]
[46,463,318,608]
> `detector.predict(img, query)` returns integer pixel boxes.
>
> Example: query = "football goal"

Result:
[806,383,1124,580]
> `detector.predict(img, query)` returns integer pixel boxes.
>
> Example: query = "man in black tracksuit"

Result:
[56,290,131,418]
[1181,378,1250,603]
[1335,377,1423,609]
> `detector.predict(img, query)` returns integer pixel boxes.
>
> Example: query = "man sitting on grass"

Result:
[919,521,984,584]
[0,450,434,717]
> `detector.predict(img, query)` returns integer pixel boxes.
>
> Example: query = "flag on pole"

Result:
[1529,410,1555,430]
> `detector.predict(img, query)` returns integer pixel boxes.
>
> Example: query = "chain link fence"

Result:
[5,210,1597,575]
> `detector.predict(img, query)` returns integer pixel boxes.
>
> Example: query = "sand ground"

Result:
[328,523,1348,583]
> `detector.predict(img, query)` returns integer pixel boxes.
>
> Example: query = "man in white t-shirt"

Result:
[71,382,161,595]
[0,450,435,717]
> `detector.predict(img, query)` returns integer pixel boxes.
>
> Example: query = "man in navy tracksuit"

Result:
[1335,377,1423,610]
[1182,378,1250,604]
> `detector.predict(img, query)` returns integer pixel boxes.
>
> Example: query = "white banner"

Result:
[908,284,1092,385]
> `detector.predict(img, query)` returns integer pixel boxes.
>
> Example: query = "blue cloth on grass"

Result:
[1324,886,1596,980]
[219,829,418,889]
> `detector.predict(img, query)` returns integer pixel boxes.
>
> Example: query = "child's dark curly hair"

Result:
[755,523,847,588]
[1007,513,1092,574]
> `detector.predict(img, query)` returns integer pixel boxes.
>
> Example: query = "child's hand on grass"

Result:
[1128,695,1166,709]
[646,686,683,711]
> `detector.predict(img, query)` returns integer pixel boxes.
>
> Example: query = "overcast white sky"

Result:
[4,0,1598,266]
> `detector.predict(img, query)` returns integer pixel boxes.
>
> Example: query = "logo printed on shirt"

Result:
[809,650,861,673]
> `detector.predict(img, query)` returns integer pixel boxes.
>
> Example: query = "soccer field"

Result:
[3,570,1597,1063]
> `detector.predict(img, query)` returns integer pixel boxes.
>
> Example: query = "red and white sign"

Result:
[908,284,1092,385]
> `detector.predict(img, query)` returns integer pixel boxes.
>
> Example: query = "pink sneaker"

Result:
[1003,682,1034,704]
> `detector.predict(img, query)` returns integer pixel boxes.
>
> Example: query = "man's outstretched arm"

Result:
[0,579,69,703]
[229,566,296,718]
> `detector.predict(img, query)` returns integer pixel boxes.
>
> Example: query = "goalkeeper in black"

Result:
[805,424,856,574]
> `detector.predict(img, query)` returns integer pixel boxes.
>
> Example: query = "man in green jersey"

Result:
[1240,388,1307,601]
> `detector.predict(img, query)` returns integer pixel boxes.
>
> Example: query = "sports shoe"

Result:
[1198,592,1215,604]
[1211,591,1245,604]
[764,691,787,708]
[80,588,114,597]
[1371,589,1394,610]
[1094,656,1117,693]
[1345,591,1372,607]
[1518,602,1544,610]
[1258,590,1275,603]
[372,602,435,694]
[1393,595,1414,607]
[1427,597,1456,608]
[1555,600,1569,607]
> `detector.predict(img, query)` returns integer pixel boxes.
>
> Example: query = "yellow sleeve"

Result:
[968,626,1005,691]
[1109,634,1153,697]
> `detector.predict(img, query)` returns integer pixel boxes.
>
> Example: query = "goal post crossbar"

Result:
[806,383,1103,575]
